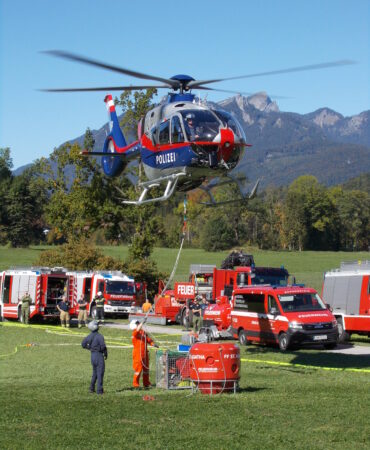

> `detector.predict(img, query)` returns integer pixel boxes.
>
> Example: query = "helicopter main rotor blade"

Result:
[40,85,169,93]
[196,86,291,99]
[42,50,179,88]
[188,59,356,88]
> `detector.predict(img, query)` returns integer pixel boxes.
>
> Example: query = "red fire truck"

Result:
[0,267,144,322]
[67,270,145,318]
[0,267,70,322]
[230,285,338,351]
[322,260,370,342]
[130,281,195,325]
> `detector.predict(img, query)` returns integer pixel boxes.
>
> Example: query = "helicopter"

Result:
[42,51,354,206]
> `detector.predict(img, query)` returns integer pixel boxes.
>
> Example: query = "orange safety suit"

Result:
[132,328,154,387]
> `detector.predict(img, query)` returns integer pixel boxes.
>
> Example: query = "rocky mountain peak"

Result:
[246,92,279,113]
[218,93,279,120]
[308,108,343,128]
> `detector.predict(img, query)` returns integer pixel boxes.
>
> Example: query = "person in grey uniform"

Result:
[81,321,108,395]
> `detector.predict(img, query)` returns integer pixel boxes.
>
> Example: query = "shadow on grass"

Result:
[237,386,268,393]
[241,344,370,370]
[116,387,153,392]
[290,351,370,369]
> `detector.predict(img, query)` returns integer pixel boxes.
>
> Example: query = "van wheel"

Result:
[238,330,248,346]
[278,333,289,351]
[337,318,350,343]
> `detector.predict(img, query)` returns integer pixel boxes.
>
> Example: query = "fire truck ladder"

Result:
[67,275,77,308]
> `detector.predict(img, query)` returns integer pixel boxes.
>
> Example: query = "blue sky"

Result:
[0,0,369,169]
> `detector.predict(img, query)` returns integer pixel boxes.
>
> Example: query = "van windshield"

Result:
[278,293,326,312]
[252,274,288,286]
[106,281,135,295]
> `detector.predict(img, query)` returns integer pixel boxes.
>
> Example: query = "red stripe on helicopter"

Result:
[106,137,140,153]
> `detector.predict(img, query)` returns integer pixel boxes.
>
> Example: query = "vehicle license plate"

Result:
[313,335,327,341]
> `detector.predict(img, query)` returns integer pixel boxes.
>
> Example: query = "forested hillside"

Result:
[3,90,369,252]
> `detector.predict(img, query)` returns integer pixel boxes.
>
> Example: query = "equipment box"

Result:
[156,350,192,390]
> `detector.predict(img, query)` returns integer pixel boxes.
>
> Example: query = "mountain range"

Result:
[14,93,369,189]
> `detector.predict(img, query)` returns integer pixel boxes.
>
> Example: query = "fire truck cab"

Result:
[0,267,69,321]
[230,285,338,351]
[89,271,137,317]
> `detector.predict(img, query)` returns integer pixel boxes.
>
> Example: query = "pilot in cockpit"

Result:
[184,113,200,141]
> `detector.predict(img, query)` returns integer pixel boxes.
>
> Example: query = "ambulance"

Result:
[231,285,338,351]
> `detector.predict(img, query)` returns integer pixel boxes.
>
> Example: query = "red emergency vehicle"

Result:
[130,282,195,325]
[202,266,290,338]
[230,286,338,351]
[67,270,143,317]
[0,267,69,321]
[322,261,370,342]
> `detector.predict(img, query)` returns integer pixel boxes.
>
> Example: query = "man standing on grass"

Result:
[130,319,158,388]
[81,321,107,395]
[190,296,202,333]
[77,294,88,328]
[94,291,105,323]
[20,292,32,324]
[57,295,70,328]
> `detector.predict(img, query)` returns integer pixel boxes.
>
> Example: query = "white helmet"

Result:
[129,320,139,330]
[97,291,103,296]
[88,321,99,332]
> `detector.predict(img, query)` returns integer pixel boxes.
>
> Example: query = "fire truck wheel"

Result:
[336,319,350,343]
[238,329,248,346]
[90,306,97,319]
[278,332,289,351]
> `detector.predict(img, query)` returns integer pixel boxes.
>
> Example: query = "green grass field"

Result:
[0,245,369,292]
[1,247,369,448]
[0,322,369,449]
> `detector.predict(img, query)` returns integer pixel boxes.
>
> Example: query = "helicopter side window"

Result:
[151,126,158,146]
[159,121,170,145]
[171,116,184,143]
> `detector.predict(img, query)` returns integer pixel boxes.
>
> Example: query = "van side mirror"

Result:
[326,304,332,311]
[270,307,279,315]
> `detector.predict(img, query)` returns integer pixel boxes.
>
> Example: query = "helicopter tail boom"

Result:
[101,94,130,177]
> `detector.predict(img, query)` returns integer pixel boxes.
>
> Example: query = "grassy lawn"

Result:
[1,245,369,292]
[0,321,369,449]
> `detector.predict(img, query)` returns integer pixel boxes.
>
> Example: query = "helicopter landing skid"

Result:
[198,175,260,206]
[119,172,188,205]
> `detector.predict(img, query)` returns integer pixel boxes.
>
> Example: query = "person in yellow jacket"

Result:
[142,299,153,314]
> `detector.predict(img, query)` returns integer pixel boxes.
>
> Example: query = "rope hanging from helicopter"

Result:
[161,195,187,295]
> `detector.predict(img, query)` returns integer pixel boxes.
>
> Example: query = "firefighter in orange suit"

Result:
[130,319,158,388]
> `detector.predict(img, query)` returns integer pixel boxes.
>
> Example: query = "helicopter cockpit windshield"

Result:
[181,110,221,142]
[213,110,246,142]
